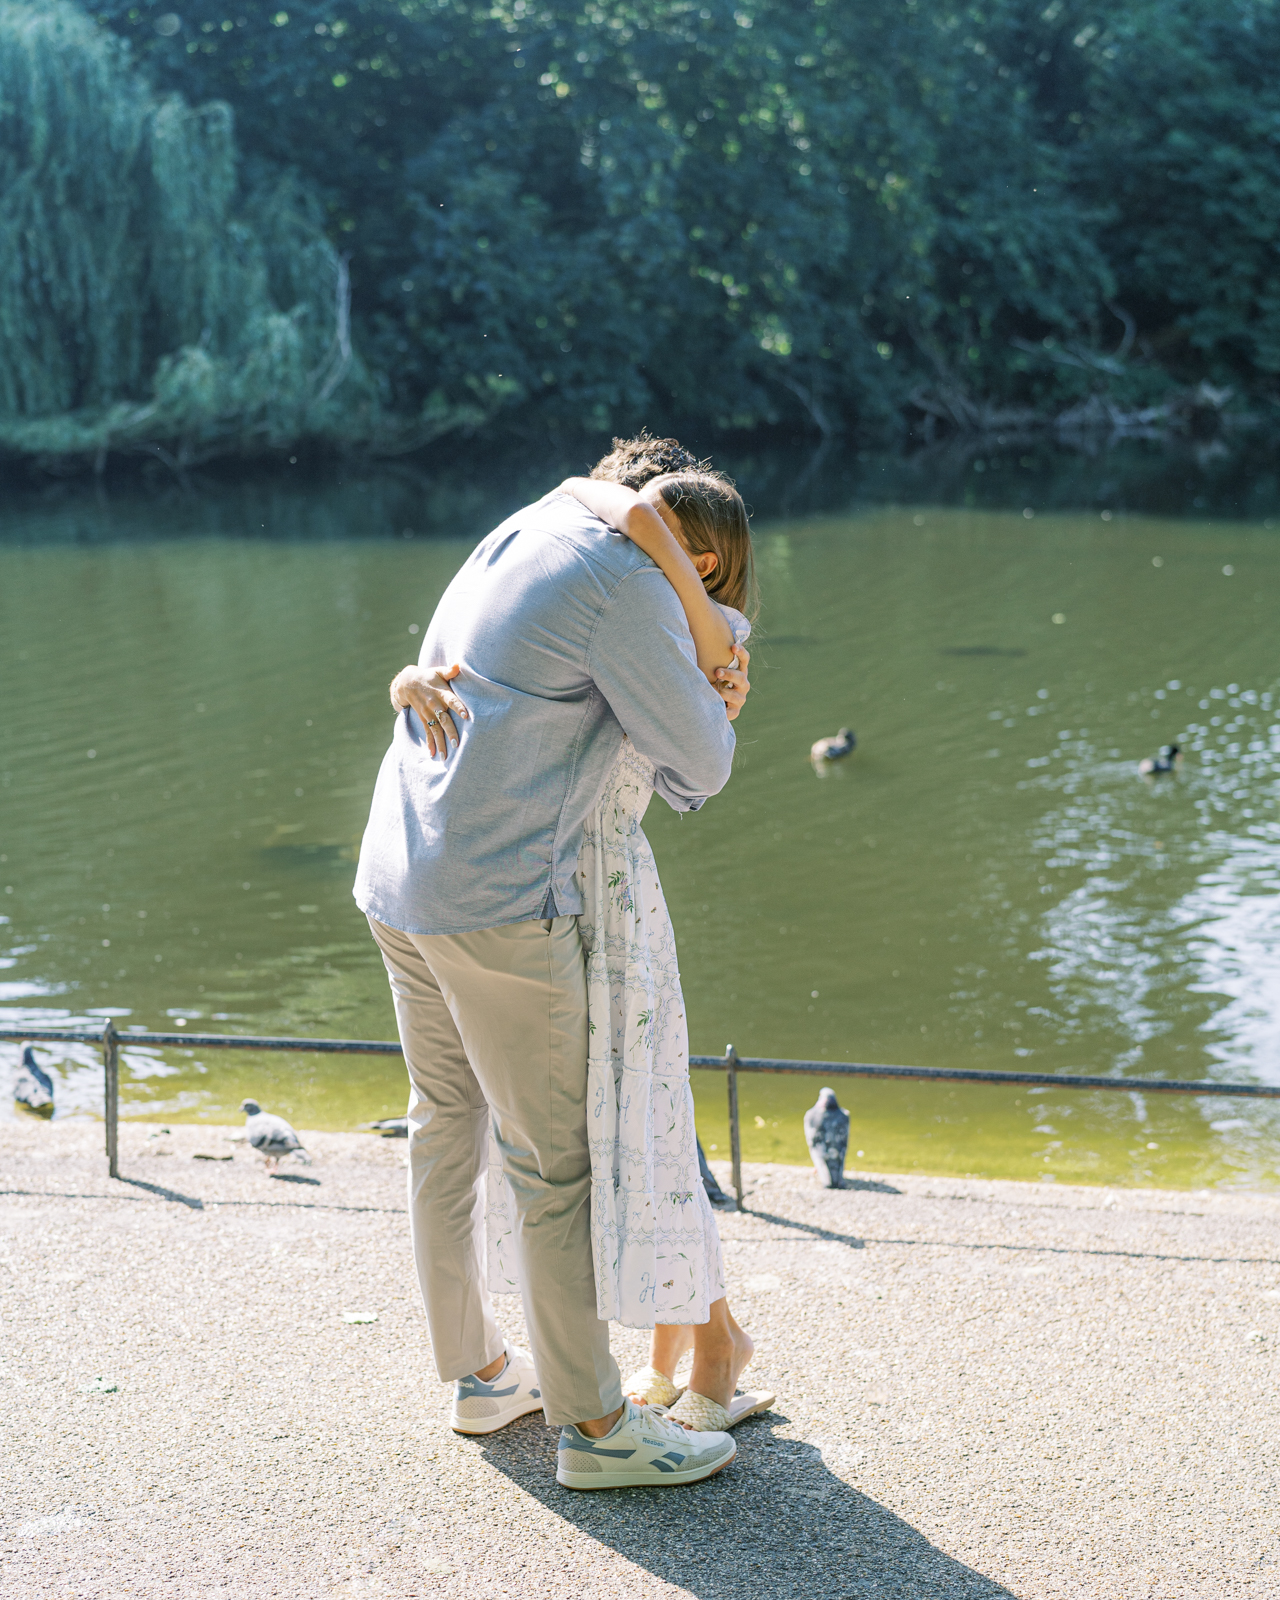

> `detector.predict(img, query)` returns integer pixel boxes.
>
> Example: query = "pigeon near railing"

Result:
[804,1086,850,1189]
[13,1043,55,1119]
[360,1116,409,1137]
[236,1098,311,1171]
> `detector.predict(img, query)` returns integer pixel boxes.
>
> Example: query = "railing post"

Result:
[102,1021,119,1179]
[725,1043,744,1213]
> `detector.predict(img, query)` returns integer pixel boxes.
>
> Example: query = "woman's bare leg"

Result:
[685,1298,754,1409]
[634,1300,754,1410]
[646,1323,694,1386]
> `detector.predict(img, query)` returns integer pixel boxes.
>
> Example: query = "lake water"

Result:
[2,444,1278,1189]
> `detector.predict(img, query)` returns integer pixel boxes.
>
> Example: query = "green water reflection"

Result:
[2,474,1278,1190]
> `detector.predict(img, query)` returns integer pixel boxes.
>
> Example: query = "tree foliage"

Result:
[100,0,1117,435]
[0,0,386,467]
[5,0,1279,460]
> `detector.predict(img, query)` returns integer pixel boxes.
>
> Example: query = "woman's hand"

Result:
[390,663,469,758]
[713,645,751,721]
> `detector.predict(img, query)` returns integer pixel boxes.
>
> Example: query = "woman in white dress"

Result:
[528,467,772,1432]
[401,460,772,1433]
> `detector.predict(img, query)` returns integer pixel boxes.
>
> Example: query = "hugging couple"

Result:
[353,433,773,1491]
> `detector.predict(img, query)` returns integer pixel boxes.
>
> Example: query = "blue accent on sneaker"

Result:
[554,1398,736,1490]
[558,1429,637,1461]
[458,1366,519,1399]
[450,1344,545,1435]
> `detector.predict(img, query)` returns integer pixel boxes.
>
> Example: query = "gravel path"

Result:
[1,1118,1277,1599]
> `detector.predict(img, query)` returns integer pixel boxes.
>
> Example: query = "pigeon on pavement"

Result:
[804,1086,850,1188]
[13,1044,55,1119]
[359,1116,408,1137]
[238,1099,310,1170]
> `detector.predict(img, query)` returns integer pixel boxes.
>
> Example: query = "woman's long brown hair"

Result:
[655,470,758,621]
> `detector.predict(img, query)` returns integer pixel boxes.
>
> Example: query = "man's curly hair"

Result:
[589,430,701,488]
[588,430,756,618]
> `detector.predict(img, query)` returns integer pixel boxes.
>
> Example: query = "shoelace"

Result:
[635,1402,694,1442]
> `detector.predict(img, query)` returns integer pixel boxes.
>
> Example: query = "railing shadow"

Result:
[0,1182,404,1216]
[117,1175,204,1210]
[733,1208,865,1250]
[861,1231,1280,1268]
[472,1410,1014,1599]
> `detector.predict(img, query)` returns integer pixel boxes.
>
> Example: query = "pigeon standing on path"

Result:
[804,1086,850,1189]
[238,1099,310,1170]
[359,1116,408,1137]
[13,1044,55,1119]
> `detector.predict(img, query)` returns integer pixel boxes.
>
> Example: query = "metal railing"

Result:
[4,1024,1278,1208]
[1,1023,401,1181]
[689,1048,1280,1208]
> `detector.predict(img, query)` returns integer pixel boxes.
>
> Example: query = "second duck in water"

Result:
[1139,744,1182,776]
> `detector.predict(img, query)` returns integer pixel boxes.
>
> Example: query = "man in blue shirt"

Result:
[355,445,748,1486]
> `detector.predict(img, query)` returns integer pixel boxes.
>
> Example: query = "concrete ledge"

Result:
[1,1120,1277,1598]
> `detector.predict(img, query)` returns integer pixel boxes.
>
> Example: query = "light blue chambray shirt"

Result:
[353,493,737,936]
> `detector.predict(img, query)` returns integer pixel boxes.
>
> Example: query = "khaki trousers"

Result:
[368,914,621,1427]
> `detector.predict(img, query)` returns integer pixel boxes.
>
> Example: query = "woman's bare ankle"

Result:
[649,1325,694,1381]
[687,1321,755,1409]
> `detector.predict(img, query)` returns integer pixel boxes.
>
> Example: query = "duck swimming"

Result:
[1139,743,1182,776]
[810,727,856,764]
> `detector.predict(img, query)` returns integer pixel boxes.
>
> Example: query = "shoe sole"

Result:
[451,1396,545,1435]
[726,1390,776,1428]
[557,1442,736,1491]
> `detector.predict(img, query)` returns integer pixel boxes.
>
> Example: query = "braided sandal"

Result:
[670,1386,776,1430]
[621,1365,683,1408]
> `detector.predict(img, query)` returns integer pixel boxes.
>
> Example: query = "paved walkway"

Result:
[1,1119,1276,1598]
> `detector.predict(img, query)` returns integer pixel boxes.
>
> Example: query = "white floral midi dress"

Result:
[486,607,748,1328]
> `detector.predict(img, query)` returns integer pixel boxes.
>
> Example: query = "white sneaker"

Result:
[450,1344,543,1434]
[557,1397,736,1490]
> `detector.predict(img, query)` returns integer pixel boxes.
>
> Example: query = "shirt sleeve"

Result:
[586,566,736,812]
[716,603,752,647]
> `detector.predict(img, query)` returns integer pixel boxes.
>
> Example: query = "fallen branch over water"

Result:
[909,377,1244,439]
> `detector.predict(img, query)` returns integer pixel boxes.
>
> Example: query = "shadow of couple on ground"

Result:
[472,1407,1014,1599]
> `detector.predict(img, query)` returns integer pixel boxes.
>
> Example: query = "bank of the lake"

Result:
[1,1118,1276,1600]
